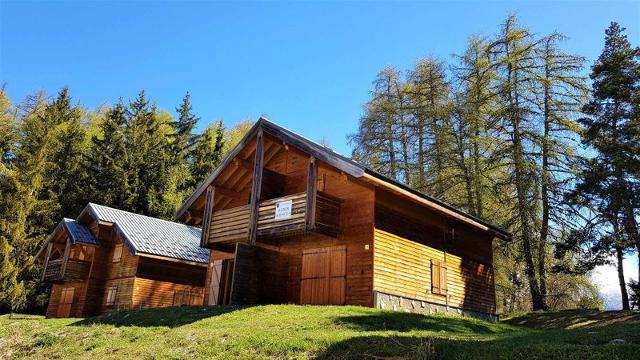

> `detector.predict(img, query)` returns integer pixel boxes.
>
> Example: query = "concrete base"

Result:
[373,291,498,322]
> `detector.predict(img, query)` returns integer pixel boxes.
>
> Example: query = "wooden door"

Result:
[208,260,223,305]
[58,287,75,317]
[300,246,346,305]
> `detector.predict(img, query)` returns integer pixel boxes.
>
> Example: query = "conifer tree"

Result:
[87,100,129,209]
[190,121,224,187]
[577,22,640,280]
[173,92,199,165]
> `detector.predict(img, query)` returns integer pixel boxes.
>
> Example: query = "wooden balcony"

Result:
[43,258,91,282]
[205,191,341,246]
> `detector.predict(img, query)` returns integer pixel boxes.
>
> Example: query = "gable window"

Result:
[431,259,448,296]
[112,244,123,263]
[105,286,117,306]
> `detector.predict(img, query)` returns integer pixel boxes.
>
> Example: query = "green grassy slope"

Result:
[1,305,638,359]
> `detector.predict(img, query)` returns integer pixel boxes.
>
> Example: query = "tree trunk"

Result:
[616,246,630,310]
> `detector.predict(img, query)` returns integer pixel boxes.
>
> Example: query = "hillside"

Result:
[1,305,638,359]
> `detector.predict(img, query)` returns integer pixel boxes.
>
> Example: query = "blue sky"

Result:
[1,1,639,309]
[2,1,639,155]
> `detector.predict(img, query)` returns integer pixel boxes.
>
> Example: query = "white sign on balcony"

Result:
[274,200,293,221]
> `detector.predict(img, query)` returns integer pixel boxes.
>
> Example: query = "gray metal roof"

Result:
[62,218,98,245]
[83,203,208,264]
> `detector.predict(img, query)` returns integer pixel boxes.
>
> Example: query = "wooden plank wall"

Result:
[97,229,139,313]
[135,257,206,287]
[263,162,375,306]
[132,278,204,308]
[229,243,259,305]
[46,281,87,318]
[228,243,288,305]
[373,229,496,314]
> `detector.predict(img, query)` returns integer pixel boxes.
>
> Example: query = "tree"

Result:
[490,15,548,310]
[578,22,640,280]
[86,100,130,209]
[190,121,224,188]
[173,92,199,166]
[406,58,452,197]
[0,88,27,314]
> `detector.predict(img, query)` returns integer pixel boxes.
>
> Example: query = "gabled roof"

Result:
[62,218,98,245]
[81,203,208,264]
[177,117,511,240]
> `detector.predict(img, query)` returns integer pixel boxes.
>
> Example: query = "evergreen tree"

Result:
[87,100,129,208]
[124,91,173,216]
[577,22,640,280]
[190,121,224,187]
[173,92,199,165]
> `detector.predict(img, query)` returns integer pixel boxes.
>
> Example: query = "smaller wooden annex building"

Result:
[178,118,512,321]
[34,203,209,318]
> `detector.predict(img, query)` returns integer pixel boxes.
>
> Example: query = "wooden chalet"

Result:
[178,118,511,320]
[35,203,209,318]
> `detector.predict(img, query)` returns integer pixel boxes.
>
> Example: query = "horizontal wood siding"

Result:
[132,277,204,308]
[373,229,496,314]
[208,192,341,245]
[46,282,87,318]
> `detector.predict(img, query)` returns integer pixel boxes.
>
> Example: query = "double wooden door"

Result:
[58,287,75,317]
[300,246,346,305]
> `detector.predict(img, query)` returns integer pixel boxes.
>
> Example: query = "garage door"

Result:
[300,246,346,305]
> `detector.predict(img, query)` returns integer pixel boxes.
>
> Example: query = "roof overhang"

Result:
[176,117,512,241]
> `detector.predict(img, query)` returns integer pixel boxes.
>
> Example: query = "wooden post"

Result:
[247,129,264,245]
[200,185,215,247]
[306,157,317,231]
[41,242,53,281]
[59,238,71,280]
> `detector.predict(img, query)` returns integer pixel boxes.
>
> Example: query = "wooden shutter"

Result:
[431,259,448,295]
[106,286,117,305]
[112,244,123,263]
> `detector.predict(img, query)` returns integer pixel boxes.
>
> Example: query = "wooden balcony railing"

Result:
[43,258,91,282]
[205,191,341,246]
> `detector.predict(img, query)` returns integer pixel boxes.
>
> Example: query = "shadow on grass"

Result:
[315,332,639,360]
[335,311,507,334]
[71,305,244,328]
[503,309,640,330]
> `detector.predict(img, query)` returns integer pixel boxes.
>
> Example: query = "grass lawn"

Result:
[1,305,638,359]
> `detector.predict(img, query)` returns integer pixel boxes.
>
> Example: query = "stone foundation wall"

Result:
[373,291,498,322]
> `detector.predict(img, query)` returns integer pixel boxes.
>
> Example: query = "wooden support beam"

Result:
[306,157,317,231]
[233,157,253,172]
[247,129,264,245]
[41,242,53,281]
[215,186,243,199]
[200,185,215,247]
[60,237,71,279]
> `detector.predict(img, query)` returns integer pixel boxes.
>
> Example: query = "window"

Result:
[112,244,123,263]
[431,260,448,296]
[105,286,117,306]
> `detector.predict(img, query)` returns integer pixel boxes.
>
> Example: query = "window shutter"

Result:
[440,265,448,295]
[431,260,441,294]
[112,244,123,263]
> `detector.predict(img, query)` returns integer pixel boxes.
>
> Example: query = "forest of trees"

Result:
[0,88,252,313]
[350,17,640,312]
[1,15,639,314]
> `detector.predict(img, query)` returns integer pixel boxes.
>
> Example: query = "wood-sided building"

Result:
[177,118,511,320]
[34,203,209,318]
